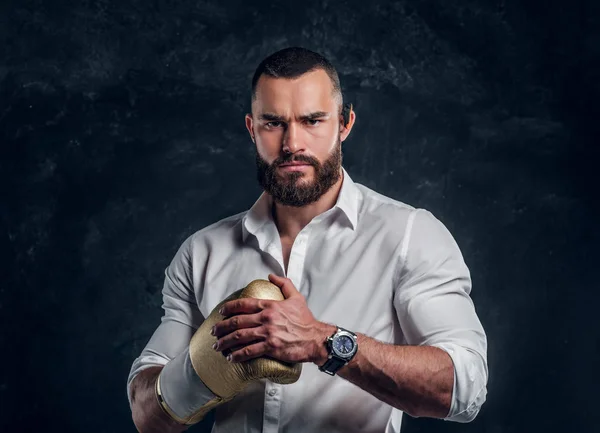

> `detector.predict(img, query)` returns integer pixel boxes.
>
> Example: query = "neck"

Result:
[271,168,344,239]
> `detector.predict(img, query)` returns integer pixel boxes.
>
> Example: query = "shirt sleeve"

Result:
[126,234,205,409]
[393,209,488,423]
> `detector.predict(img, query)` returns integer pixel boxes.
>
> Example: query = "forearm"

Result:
[129,366,189,433]
[314,324,454,418]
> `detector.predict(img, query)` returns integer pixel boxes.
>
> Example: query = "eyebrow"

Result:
[258,111,331,122]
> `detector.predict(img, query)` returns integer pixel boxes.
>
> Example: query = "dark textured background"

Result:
[1,1,598,432]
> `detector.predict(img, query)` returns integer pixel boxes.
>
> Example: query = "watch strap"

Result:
[319,356,347,376]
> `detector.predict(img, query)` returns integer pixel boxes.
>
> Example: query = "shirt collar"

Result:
[242,166,359,242]
[334,166,359,230]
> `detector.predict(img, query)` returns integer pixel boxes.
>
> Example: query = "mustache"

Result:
[273,154,319,167]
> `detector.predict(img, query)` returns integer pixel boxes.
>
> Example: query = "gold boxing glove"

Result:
[156,279,302,425]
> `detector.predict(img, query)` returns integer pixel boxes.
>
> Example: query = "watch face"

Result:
[333,335,355,356]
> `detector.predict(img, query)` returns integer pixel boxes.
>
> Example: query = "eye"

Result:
[266,121,283,128]
[306,119,321,126]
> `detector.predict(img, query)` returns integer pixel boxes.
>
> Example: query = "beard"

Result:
[255,134,343,207]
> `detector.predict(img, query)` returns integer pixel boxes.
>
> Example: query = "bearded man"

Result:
[127,46,488,433]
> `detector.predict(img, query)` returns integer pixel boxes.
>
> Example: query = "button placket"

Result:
[263,382,281,433]
[287,229,310,288]
[266,245,284,273]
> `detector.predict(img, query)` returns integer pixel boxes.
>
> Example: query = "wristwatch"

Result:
[318,326,358,376]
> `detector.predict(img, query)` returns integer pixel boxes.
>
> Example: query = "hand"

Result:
[211,274,335,364]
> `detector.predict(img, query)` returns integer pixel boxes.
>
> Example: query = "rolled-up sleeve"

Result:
[126,234,205,408]
[393,209,488,423]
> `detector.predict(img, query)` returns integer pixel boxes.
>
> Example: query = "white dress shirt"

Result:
[127,167,488,432]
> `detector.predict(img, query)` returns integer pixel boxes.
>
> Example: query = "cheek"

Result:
[312,131,339,157]
[256,134,282,159]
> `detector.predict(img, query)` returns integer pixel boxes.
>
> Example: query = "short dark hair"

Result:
[250,47,343,108]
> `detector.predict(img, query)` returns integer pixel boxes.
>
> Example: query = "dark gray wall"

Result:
[1,1,598,432]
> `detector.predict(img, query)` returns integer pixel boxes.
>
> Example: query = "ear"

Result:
[339,103,356,142]
[341,103,353,128]
[245,113,255,142]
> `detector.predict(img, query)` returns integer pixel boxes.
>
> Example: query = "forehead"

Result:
[253,69,337,113]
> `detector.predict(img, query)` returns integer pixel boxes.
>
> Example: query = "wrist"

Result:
[311,322,337,366]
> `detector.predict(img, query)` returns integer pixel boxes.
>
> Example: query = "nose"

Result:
[282,122,305,154]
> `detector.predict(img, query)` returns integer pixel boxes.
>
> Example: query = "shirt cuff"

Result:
[127,353,169,409]
[430,342,488,423]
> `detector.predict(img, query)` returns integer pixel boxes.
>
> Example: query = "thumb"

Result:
[268,274,300,299]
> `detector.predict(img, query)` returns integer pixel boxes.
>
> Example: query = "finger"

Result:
[268,274,300,299]
[227,341,270,363]
[214,326,266,352]
[268,273,286,287]
[212,313,262,338]
[220,344,245,359]
[219,298,267,317]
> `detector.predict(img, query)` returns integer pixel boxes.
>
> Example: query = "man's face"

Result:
[254,130,342,207]
[246,69,350,207]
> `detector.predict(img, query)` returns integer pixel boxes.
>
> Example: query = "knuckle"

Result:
[267,337,280,349]
[243,346,252,357]
[264,309,280,323]
[263,325,272,337]
[234,330,242,340]
[262,310,273,323]
[231,316,239,327]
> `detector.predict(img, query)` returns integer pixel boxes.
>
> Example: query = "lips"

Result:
[278,161,312,167]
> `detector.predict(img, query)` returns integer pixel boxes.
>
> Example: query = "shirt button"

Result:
[268,388,277,396]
